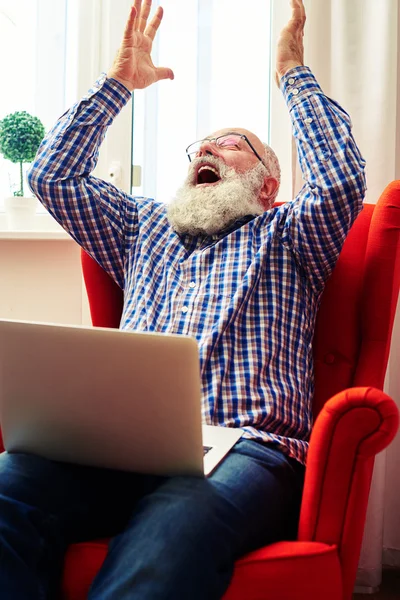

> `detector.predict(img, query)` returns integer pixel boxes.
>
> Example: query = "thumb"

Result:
[155,67,175,82]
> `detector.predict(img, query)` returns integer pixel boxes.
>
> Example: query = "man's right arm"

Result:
[28,75,133,289]
[28,1,174,289]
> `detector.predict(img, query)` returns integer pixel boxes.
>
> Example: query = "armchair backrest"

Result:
[82,182,400,420]
[312,181,400,415]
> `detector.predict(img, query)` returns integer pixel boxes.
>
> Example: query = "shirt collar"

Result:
[178,214,257,248]
[210,214,257,241]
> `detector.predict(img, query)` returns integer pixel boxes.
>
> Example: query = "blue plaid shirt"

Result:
[28,66,366,465]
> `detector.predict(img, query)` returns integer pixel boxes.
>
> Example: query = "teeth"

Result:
[198,166,219,176]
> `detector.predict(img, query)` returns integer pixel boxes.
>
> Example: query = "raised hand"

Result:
[275,0,306,86]
[108,0,174,91]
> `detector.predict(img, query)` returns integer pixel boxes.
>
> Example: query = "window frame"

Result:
[131,0,277,204]
[0,0,133,229]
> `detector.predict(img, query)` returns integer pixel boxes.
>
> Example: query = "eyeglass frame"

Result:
[185,132,267,168]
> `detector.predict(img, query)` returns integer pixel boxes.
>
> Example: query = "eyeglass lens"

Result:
[187,134,243,157]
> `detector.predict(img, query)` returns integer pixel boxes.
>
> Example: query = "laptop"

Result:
[0,319,243,477]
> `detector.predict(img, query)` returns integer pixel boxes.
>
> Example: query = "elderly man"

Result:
[0,0,366,598]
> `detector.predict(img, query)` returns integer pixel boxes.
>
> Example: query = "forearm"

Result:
[27,74,133,288]
[281,66,366,198]
[275,1,366,197]
[28,74,131,192]
[278,66,366,292]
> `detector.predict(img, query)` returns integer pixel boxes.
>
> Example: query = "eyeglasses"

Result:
[185,132,266,167]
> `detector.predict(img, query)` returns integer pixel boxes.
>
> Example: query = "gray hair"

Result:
[262,143,281,204]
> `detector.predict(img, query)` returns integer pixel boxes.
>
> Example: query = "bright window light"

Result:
[0,0,68,209]
[132,0,272,204]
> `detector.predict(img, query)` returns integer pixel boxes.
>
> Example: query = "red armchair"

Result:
[3,183,400,599]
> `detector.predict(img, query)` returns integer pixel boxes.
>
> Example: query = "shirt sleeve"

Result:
[27,74,135,289]
[277,66,367,293]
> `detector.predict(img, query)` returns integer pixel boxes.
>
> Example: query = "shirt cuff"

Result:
[280,66,324,111]
[80,73,132,118]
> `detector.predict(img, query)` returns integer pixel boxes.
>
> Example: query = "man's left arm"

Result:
[274,0,366,292]
[278,66,366,292]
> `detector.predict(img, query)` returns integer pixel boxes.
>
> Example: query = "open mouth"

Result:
[195,165,222,187]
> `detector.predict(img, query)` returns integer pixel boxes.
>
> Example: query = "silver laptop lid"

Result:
[0,319,205,476]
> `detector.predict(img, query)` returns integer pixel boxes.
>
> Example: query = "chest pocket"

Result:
[182,238,256,299]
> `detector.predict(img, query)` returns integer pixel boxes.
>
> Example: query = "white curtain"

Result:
[271,0,400,592]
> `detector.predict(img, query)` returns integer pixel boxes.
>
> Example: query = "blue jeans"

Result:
[0,439,304,599]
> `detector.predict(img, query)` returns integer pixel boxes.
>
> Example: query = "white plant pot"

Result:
[4,196,39,230]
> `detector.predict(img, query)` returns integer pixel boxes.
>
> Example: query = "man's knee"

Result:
[0,452,88,518]
[133,474,244,553]
[0,451,52,488]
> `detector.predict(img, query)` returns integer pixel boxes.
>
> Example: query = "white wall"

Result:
[0,238,89,326]
[383,293,400,566]
[383,4,400,565]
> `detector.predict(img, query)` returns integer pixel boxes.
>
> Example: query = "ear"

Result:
[259,177,279,210]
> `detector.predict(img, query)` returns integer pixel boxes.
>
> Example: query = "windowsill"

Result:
[0,211,72,241]
[0,230,71,240]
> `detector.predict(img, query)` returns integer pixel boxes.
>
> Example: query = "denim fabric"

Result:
[0,440,304,599]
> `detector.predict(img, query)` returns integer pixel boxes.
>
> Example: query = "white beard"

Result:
[166,157,267,236]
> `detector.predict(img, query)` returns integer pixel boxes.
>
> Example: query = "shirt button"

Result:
[305,117,313,124]
[292,88,299,95]
[189,282,196,288]
[182,306,188,314]
[288,77,296,85]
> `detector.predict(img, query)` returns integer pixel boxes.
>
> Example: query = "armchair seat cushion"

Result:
[61,539,342,600]
[224,541,342,600]
[62,540,109,600]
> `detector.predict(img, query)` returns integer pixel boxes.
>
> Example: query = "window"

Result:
[0,0,273,213]
[0,0,69,210]
[131,0,273,203]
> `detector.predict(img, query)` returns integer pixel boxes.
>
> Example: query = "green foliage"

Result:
[0,111,45,164]
[0,111,45,196]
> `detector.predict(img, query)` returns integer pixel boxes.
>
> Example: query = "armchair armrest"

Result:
[298,386,399,599]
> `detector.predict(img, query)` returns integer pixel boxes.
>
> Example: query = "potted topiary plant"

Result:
[0,111,45,230]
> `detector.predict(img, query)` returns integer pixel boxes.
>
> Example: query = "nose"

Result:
[197,139,219,159]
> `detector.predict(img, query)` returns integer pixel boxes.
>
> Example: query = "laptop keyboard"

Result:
[203,446,212,456]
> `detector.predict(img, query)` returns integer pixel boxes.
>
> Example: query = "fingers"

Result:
[155,66,175,82]
[133,0,142,28]
[290,0,306,27]
[287,0,306,38]
[124,1,162,42]
[291,0,306,18]
[138,0,151,33]
[145,6,163,42]
[130,0,151,34]
[123,4,137,41]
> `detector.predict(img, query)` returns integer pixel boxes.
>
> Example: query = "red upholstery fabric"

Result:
[311,204,373,417]
[223,541,343,600]
[1,184,399,599]
[298,386,399,600]
[80,250,124,329]
[63,540,343,600]
[354,182,400,390]
[61,541,109,600]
